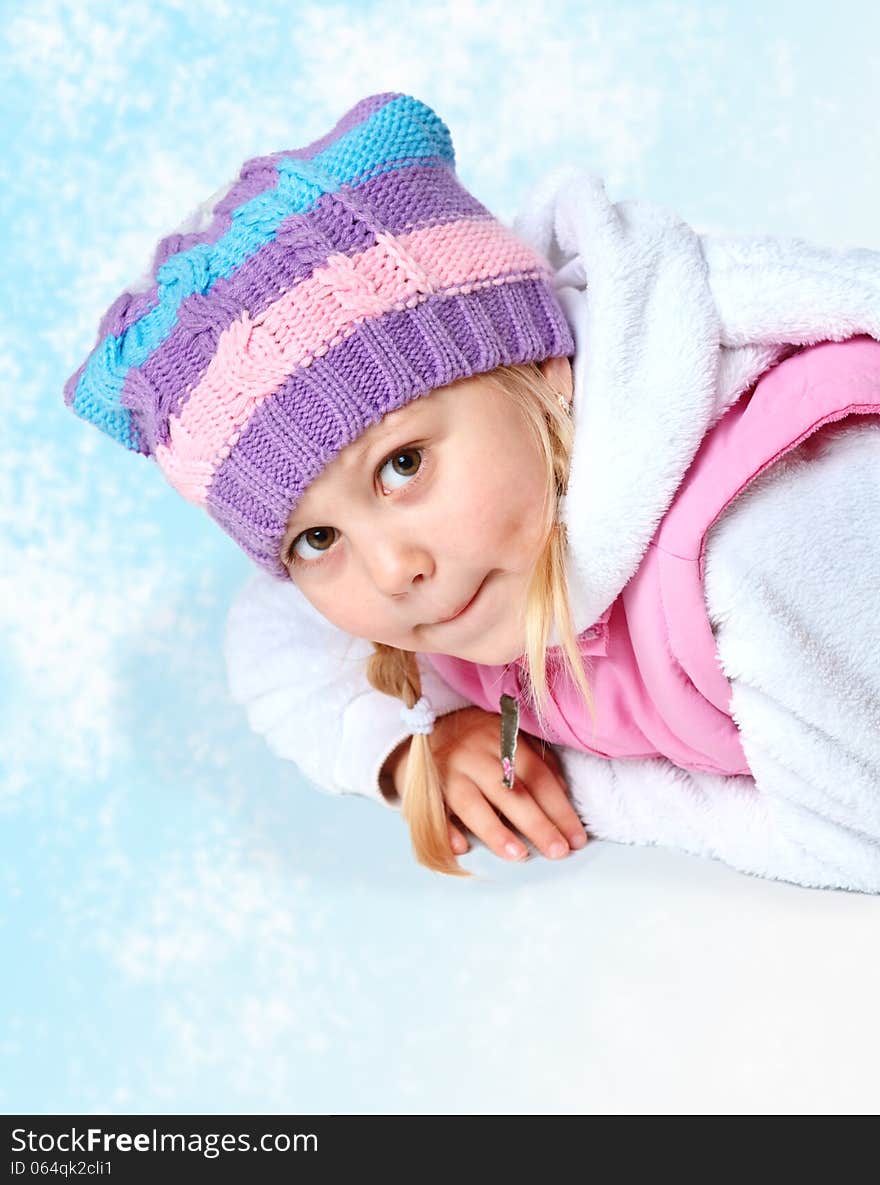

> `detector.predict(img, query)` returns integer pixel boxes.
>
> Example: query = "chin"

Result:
[454,635,527,667]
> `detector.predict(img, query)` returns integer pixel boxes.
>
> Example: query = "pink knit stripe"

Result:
[155,219,551,503]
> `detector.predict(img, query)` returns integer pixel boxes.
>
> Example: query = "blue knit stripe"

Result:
[72,94,455,451]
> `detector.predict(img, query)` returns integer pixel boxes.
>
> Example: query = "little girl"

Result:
[64,92,880,892]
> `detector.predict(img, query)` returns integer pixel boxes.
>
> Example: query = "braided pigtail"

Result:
[366,643,474,879]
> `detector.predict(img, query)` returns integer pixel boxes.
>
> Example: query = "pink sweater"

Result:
[425,335,880,776]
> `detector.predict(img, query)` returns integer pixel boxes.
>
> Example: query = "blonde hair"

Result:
[365,360,596,879]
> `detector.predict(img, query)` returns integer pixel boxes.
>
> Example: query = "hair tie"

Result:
[400,695,436,736]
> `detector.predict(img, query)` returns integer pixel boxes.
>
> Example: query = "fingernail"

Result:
[549,840,569,859]
[505,842,526,859]
[569,831,588,850]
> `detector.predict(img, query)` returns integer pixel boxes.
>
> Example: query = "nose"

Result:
[362,527,433,596]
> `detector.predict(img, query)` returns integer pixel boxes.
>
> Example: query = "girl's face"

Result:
[281,356,572,666]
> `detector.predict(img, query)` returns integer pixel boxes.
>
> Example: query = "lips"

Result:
[434,576,486,625]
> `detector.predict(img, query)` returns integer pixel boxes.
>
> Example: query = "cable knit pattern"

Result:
[62,92,574,577]
[154,221,550,503]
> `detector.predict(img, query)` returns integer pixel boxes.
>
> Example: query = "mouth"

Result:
[432,575,488,626]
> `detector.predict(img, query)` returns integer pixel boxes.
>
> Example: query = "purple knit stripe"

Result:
[98,93,401,342]
[121,164,495,455]
[205,277,575,578]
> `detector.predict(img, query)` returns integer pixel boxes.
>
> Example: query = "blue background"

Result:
[3,0,879,1114]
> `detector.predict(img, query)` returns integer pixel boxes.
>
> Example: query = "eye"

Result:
[378,445,423,492]
[289,526,337,565]
[286,445,426,567]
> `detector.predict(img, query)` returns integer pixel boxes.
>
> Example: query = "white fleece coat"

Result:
[224,168,880,893]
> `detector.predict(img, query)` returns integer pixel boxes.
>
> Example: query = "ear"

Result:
[538,354,573,407]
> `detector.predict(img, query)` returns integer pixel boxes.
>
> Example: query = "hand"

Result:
[385,706,589,862]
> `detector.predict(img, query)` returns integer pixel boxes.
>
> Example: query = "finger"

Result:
[515,740,589,851]
[490,784,572,859]
[548,760,591,844]
[470,740,583,859]
[445,744,571,860]
[447,818,470,855]
[447,778,530,862]
[529,737,568,789]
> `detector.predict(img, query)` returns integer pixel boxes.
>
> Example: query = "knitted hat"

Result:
[63,91,575,580]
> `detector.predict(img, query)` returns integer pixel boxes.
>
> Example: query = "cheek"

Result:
[440,448,543,557]
[294,578,375,638]
[465,449,547,559]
